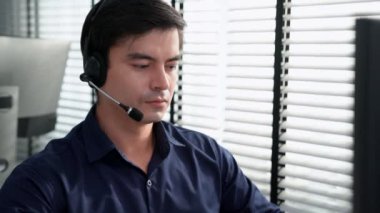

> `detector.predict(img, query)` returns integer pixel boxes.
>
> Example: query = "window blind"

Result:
[223,0,277,197]
[37,0,92,143]
[0,0,36,37]
[174,0,277,198]
[279,0,380,212]
[173,0,223,140]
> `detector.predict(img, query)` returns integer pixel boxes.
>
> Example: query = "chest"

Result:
[64,152,222,213]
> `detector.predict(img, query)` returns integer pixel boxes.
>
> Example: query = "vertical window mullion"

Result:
[171,0,184,124]
[271,0,287,205]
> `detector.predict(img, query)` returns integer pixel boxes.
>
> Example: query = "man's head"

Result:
[80,0,186,87]
[80,0,186,123]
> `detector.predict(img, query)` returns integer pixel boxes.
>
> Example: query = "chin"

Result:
[141,112,166,123]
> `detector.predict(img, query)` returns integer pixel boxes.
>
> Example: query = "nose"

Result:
[151,65,170,91]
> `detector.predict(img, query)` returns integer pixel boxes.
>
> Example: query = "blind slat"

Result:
[279,165,353,187]
[280,130,353,149]
[279,189,351,211]
[279,177,353,201]
[280,142,353,161]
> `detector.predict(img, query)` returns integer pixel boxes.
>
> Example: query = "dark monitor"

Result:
[0,36,70,137]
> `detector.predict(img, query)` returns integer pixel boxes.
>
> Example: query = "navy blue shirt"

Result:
[0,107,280,212]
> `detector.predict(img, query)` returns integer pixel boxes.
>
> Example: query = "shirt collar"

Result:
[82,105,185,163]
[153,121,186,158]
[82,106,116,163]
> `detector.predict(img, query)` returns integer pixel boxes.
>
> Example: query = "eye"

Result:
[166,63,178,71]
[133,64,149,69]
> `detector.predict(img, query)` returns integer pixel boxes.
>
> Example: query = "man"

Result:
[0,0,280,212]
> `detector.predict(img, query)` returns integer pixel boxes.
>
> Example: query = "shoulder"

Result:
[0,122,87,207]
[23,138,75,174]
[4,121,85,189]
[26,121,85,169]
[0,131,82,210]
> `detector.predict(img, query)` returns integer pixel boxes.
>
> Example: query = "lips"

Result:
[145,98,168,107]
[146,97,167,103]
[146,100,166,104]
[143,90,171,107]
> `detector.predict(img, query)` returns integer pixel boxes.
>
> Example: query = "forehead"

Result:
[113,28,180,54]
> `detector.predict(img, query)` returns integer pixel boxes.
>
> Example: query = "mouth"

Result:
[145,98,168,107]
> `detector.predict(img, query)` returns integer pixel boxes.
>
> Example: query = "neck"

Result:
[95,102,155,173]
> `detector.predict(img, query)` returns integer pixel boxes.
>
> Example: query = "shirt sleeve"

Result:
[0,163,63,213]
[219,147,281,213]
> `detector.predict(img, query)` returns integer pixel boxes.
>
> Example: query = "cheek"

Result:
[114,69,141,86]
[105,70,140,98]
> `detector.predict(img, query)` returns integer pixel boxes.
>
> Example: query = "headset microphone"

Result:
[80,73,144,122]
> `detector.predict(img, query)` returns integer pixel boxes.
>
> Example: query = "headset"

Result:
[79,0,143,122]
[80,0,109,88]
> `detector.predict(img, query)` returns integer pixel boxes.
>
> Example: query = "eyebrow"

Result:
[127,52,181,62]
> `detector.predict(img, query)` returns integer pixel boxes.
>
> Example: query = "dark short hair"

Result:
[80,0,186,66]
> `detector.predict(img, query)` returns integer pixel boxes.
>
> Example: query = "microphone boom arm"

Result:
[87,81,143,121]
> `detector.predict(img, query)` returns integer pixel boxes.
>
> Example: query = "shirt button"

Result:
[147,179,152,188]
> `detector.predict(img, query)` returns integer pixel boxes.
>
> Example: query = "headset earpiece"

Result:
[83,52,107,87]
[80,1,108,87]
